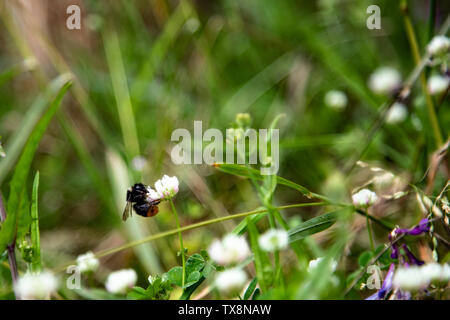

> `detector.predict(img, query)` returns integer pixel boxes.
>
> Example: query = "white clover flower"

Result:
[308,257,338,273]
[393,266,429,292]
[420,263,450,284]
[208,234,251,265]
[427,74,449,95]
[427,35,450,56]
[215,268,248,293]
[324,90,348,110]
[154,175,179,200]
[76,251,99,273]
[146,187,161,201]
[368,67,402,95]
[15,271,58,300]
[105,269,137,294]
[352,189,378,207]
[386,103,408,124]
[258,229,289,252]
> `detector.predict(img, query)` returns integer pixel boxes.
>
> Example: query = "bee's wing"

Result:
[122,201,132,221]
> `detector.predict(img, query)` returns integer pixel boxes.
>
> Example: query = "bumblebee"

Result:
[122,183,160,221]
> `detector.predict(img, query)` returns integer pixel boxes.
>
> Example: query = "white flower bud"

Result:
[393,266,428,292]
[105,269,137,294]
[368,67,402,95]
[386,103,407,124]
[215,268,247,293]
[15,271,59,300]
[352,189,378,207]
[427,35,450,56]
[324,90,348,110]
[258,229,289,252]
[76,251,99,273]
[427,74,449,95]
[208,234,251,265]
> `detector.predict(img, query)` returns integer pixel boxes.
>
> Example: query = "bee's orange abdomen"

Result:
[147,205,159,217]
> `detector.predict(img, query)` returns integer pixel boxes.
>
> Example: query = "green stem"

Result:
[366,214,375,252]
[401,0,443,147]
[169,199,185,288]
[52,202,327,272]
[356,208,394,231]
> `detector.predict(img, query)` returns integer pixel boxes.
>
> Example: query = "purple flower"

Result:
[366,263,395,300]
[401,244,424,266]
[395,219,429,236]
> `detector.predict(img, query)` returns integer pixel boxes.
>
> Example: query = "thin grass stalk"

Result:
[401,0,443,147]
[169,199,186,287]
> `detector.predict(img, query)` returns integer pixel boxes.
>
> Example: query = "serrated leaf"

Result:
[287,212,337,243]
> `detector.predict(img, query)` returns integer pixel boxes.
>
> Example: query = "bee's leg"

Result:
[151,199,161,206]
[133,202,151,217]
[126,189,132,201]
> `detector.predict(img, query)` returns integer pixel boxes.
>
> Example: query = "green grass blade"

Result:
[287,211,337,243]
[30,171,41,272]
[104,30,140,160]
[57,113,116,217]
[0,74,72,185]
[0,80,71,254]
[246,217,269,292]
[130,1,192,102]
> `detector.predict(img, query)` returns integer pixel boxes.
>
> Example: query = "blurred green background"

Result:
[0,0,449,299]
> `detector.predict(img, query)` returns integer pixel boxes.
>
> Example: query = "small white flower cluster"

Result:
[393,263,450,292]
[15,271,59,300]
[368,67,402,95]
[147,175,179,201]
[352,188,378,208]
[258,229,289,252]
[76,251,99,273]
[105,269,137,294]
[427,74,449,95]
[215,268,248,294]
[427,35,450,57]
[324,90,348,111]
[385,103,408,124]
[427,36,450,72]
[208,234,251,294]
[208,234,251,265]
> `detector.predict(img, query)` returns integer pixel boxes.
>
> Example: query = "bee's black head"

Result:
[127,183,148,202]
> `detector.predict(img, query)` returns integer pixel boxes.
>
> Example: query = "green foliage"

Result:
[243,277,258,300]
[127,275,173,300]
[0,80,71,254]
[287,212,337,243]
